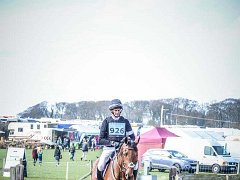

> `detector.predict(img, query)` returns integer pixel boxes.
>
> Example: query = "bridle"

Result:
[111,143,137,180]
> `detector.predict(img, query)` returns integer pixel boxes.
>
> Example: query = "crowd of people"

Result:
[31,135,98,166]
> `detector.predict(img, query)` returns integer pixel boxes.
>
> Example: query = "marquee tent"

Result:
[137,127,178,162]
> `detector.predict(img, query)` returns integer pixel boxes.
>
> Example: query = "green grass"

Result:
[0,148,169,180]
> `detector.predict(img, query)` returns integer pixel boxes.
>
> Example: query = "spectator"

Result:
[66,137,70,149]
[38,148,43,166]
[91,136,96,151]
[81,138,88,161]
[57,136,62,149]
[63,137,68,151]
[54,145,61,166]
[32,146,38,166]
[69,143,75,161]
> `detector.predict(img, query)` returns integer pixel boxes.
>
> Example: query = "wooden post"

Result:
[169,166,177,180]
[80,160,93,180]
[16,164,24,180]
[3,157,5,171]
[90,160,93,179]
[196,161,199,174]
[10,167,16,180]
[237,161,240,175]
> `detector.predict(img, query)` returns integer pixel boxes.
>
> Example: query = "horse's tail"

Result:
[91,158,99,180]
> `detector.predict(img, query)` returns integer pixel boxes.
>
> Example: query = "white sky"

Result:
[0,0,240,115]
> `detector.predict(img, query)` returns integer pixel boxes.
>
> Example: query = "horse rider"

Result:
[97,99,138,180]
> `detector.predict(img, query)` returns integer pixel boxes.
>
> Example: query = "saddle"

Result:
[102,151,116,177]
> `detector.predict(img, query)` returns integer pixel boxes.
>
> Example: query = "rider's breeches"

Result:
[97,146,115,171]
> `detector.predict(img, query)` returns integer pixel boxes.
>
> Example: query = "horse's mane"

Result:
[118,138,138,152]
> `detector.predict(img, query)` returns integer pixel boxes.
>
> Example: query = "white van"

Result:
[218,140,240,162]
[164,137,238,173]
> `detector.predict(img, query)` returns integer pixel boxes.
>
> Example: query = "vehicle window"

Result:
[204,146,215,156]
[170,151,186,158]
[18,128,23,132]
[159,151,170,157]
[213,146,228,155]
[149,150,162,156]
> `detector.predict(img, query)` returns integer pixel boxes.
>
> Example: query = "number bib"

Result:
[108,122,125,136]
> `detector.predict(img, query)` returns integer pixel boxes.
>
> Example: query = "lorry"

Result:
[164,137,238,173]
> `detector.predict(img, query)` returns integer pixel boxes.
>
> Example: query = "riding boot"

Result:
[97,169,104,180]
[133,170,138,180]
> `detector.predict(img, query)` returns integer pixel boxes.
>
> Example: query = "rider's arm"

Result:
[125,119,135,140]
[99,119,111,145]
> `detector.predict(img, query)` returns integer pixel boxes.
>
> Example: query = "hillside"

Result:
[18,98,240,128]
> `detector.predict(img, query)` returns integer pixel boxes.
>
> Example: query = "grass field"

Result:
[0,148,169,180]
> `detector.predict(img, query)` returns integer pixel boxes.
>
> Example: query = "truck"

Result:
[164,137,238,173]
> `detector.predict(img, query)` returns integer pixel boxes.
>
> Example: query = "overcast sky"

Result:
[0,0,240,116]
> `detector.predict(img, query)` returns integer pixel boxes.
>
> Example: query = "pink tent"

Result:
[138,127,178,162]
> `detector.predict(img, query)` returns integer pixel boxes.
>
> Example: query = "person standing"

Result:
[69,143,75,161]
[54,145,61,166]
[32,146,38,166]
[91,136,96,151]
[96,99,138,180]
[56,136,62,149]
[38,148,43,166]
[81,138,88,161]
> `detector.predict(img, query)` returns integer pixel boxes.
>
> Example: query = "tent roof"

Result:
[140,127,178,143]
[70,124,99,135]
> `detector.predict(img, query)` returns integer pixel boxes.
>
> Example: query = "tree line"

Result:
[18,98,240,129]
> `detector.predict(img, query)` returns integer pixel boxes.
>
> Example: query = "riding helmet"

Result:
[109,99,123,110]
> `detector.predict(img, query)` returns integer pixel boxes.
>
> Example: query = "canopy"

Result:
[138,127,178,162]
[140,127,178,143]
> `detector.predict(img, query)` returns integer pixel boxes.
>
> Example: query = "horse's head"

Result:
[118,137,140,180]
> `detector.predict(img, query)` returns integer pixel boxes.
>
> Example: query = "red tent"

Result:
[137,127,178,162]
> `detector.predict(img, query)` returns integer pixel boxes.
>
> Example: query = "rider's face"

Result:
[112,108,122,117]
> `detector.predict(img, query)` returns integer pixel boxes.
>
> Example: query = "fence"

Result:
[168,161,240,180]
[142,160,240,180]
[2,159,93,180]
[3,158,240,180]
[194,161,239,174]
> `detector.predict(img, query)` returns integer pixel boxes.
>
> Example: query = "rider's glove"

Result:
[110,141,120,149]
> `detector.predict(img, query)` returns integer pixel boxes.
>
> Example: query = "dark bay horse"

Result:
[92,137,140,180]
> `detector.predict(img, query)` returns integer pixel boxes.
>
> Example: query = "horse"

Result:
[92,137,140,180]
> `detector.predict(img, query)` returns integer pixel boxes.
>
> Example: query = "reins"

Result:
[110,146,136,180]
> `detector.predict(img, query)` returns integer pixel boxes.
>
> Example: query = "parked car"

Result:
[141,149,197,173]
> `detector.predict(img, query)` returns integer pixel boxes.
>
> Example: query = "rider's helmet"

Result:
[109,99,123,110]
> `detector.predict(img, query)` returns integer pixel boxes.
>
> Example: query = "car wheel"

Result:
[212,164,221,173]
[173,163,181,174]
[188,168,195,173]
